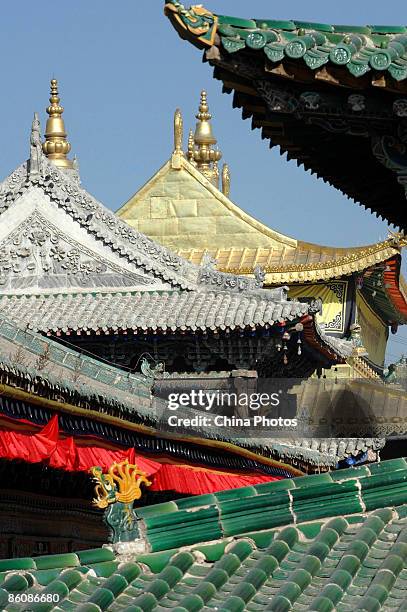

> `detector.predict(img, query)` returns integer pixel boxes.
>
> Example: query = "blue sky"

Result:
[1,0,406,363]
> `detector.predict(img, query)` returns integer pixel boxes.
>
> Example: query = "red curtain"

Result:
[0,416,282,494]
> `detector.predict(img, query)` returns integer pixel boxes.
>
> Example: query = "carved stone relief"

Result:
[0,213,152,290]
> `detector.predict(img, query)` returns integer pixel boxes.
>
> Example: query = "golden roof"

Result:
[117,99,404,285]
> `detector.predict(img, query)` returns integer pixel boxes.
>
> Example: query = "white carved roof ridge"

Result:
[0,152,264,293]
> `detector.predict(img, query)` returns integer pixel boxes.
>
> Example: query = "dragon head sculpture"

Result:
[89,460,152,543]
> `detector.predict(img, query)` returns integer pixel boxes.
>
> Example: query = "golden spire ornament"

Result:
[222,163,231,197]
[42,79,73,169]
[187,128,196,165]
[173,108,183,154]
[192,91,222,185]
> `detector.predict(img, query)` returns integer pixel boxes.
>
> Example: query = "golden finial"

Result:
[187,128,196,165]
[42,79,73,169]
[193,90,222,184]
[222,163,230,197]
[174,108,183,153]
[213,160,219,188]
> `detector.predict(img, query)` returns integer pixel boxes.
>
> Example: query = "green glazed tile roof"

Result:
[2,459,407,610]
[165,1,407,82]
[137,458,407,553]
[0,315,152,416]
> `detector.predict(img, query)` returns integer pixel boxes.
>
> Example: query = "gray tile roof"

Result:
[0,290,310,333]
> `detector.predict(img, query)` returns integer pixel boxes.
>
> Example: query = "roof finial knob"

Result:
[42,78,73,169]
[194,90,216,146]
[197,90,211,122]
[193,90,222,185]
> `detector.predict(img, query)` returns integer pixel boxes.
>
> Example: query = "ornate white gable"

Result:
[0,122,262,296]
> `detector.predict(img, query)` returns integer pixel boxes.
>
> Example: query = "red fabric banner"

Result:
[0,416,282,494]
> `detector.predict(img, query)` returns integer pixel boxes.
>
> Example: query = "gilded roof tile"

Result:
[118,144,405,284]
[178,241,404,283]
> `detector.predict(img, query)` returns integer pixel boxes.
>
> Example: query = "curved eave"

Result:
[302,315,348,364]
[165,2,407,230]
[361,255,407,324]
[383,256,407,322]
[176,241,403,284]
[165,2,407,88]
[216,69,407,230]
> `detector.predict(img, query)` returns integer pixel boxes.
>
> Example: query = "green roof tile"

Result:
[31,553,80,571]
[76,549,115,565]
[370,25,407,34]
[0,557,36,572]
[3,458,407,609]
[166,3,407,82]
[293,20,334,33]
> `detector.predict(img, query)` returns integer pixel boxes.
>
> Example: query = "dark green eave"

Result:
[165,2,407,230]
[165,2,407,83]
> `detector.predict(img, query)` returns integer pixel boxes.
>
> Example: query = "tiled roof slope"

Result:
[0,314,366,471]
[1,459,407,610]
[0,314,372,471]
[252,437,384,468]
[0,147,263,294]
[0,315,152,417]
[0,290,309,334]
[137,457,407,552]
[118,152,405,284]
[165,1,407,85]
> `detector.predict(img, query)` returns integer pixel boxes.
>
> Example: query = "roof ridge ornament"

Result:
[29,112,43,180]
[173,108,183,153]
[42,79,73,169]
[222,162,230,196]
[187,128,196,163]
[191,90,222,187]
[171,108,184,169]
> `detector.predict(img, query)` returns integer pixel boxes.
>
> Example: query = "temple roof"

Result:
[0,315,152,417]
[118,96,407,326]
[1,458,407,610]
[165,2,407,230]
[118,142,405,284]
[0,82,356,368]
[0,315,390,474]
[1,80,268,297]
[165,4,407,87]
[1,154,254,295]
[0,313,369,474]
[0,96,316,336]
[0,290,309,334]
